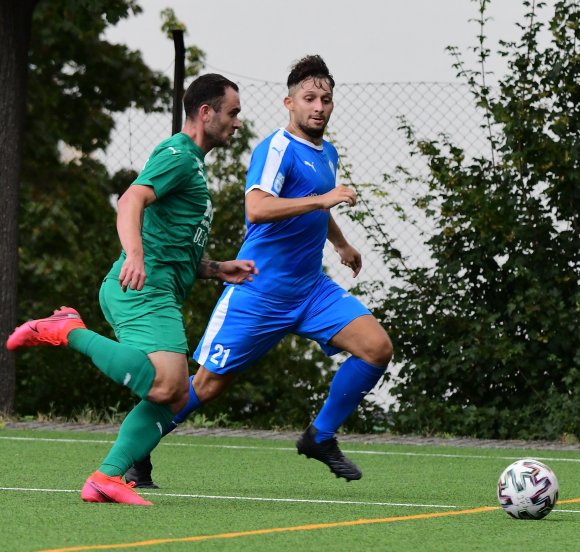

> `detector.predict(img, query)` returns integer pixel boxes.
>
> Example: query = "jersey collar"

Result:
[282,128,324,151]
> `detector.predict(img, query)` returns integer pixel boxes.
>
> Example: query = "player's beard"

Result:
[297,121,326,141]
[206,128,233,149]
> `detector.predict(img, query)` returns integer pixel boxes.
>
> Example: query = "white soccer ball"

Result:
[497,458,559,519]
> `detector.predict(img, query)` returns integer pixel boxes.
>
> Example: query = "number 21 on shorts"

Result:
[210,344,230,368]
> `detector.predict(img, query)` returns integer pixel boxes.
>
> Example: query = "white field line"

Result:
[1,435,579,464]
[0,486,457,509]
[1,486,579,515]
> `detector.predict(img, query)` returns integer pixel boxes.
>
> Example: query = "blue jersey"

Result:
[238,129,339,300]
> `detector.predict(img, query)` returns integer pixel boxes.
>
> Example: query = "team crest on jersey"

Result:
[273,172,285,194]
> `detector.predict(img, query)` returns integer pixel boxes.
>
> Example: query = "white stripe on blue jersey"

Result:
[246,129,290,197]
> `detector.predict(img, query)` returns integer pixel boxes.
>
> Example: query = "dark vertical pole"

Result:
[0,0,39,415]
[172,29,185,135]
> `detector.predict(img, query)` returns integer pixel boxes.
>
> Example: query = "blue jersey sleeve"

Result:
[246,129,293,197]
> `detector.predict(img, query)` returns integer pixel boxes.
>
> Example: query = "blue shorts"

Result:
[193,274,370,374]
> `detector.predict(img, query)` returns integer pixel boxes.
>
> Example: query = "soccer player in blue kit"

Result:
[134,54,393,483]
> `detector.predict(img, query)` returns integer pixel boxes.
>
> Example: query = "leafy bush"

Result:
[345,0,579,440]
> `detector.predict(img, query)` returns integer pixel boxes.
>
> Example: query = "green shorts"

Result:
[99,277,188,354]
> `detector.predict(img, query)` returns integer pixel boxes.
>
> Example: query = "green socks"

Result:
[99,400,174,476]
[67,330,173,476]
[68,329,155,400]
[66,331,174,477]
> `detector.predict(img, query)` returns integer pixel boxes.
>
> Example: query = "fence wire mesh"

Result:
[99,81,490,296]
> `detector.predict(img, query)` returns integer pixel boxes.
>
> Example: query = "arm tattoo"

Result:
[197,256,221,279]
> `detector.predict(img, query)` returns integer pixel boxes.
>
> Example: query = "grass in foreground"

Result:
[0,428,578,552]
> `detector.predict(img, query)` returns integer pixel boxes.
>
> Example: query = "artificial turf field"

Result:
[0,428,578,552]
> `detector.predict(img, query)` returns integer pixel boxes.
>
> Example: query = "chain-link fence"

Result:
[97,80,491,410]
[99,80,489,294]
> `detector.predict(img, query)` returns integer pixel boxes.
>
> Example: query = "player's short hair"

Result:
[183,73,239,119]
[287,55,335,91]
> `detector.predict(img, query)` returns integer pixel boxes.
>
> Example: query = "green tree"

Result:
[14,0,172,415]
[12,2,370,434]
[349,0,579,440]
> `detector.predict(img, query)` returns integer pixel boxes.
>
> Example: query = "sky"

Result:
[104,0,554,84]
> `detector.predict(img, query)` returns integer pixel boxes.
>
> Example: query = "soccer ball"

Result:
[497,458,559,519]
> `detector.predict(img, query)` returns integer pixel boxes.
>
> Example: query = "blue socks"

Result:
[160,359,383,443]
[162,375,202,436]
[313,356,386,443]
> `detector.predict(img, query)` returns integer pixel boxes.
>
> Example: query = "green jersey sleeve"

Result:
[134,145,196,199]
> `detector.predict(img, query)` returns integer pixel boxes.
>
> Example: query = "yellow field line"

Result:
[39,506,498,552]
[38,499,580,552]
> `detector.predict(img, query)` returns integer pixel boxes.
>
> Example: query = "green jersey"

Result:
[108,133,213,304]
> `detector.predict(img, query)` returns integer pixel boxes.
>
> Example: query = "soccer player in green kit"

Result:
[6,73,258,505]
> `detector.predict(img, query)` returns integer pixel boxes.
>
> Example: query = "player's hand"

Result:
[217,260,259,284]
[320,185,357,209]
[335,243,362,277]
[119,254,146,291]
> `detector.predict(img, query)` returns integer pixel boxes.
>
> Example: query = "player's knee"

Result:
[148,387,174,404]
[149,378,188,404]
[365,332,393,368]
